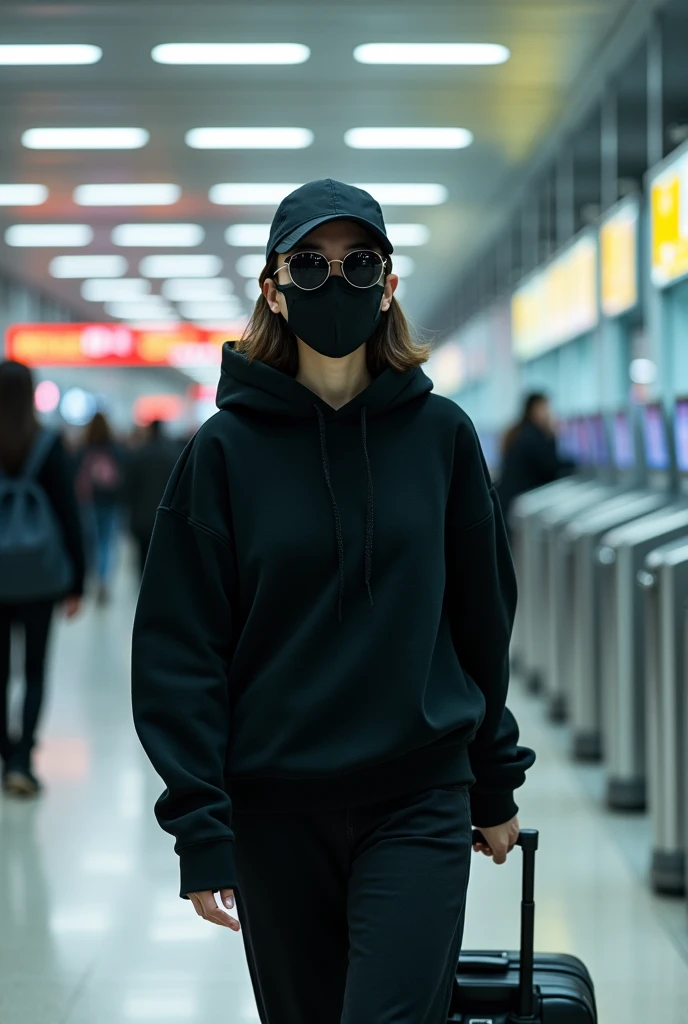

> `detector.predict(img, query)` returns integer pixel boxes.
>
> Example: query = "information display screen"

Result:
[575,418,594,465]
[642,403,670,471]
[590,414,610,467]
[674,399,688,473]
[557,420,578,461]
[612,412,635,470]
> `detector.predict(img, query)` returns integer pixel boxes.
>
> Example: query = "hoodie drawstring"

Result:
[360,407,375,608]
[314,404,375,622]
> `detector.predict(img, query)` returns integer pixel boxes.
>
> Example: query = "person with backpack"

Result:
[76,412,124,606]
[132,182,535,1024]
[0,361,85,796]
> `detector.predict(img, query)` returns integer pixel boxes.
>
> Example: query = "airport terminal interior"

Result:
[4,1,688,1022]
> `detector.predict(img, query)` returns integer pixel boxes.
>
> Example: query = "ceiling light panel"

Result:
[162,278,234,301]
[226,224,270,247]
[5,224,93,247]
[0,44,102,65]
[236,254,267,278]
[179,301,244,320]
[105,301,176,320]
[22,128,149,150]
[0,184,48,206]
[112,224,204,247]
[353,183,448,205]
[210,183,302,205]
[152,43,310,65]
[386,224,431,246]
[81,279,152,302]
[345,128,473,149]
[139,255,223,278]
[353,43,510,65]
[74,184,181,206]
[50,255,128,278]
[187,128,312,150]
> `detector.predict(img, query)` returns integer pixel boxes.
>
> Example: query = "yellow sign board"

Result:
[600,199,639,316]
[511,233,598,360]
[651,146,688,288]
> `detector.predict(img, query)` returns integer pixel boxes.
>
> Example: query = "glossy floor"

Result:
[1,551,688,1023]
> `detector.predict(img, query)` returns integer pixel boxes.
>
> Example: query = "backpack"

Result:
[0,430,74,602]
[76,447,122,502]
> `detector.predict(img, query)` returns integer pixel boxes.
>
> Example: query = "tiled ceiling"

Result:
[0,0,636,328]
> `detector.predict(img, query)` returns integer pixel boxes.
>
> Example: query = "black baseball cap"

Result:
[266,179,394,259]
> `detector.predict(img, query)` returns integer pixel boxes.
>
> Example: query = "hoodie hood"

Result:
[216,344,433,420]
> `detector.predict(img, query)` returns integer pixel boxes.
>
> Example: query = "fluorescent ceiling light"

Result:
[105,301,176,320]
[162,278,234,301]
[353,43,510,65]
[0,184,48,206]
[345,127,473,149]
[74,183,181,206]
[0,44,102,65]
[139,254,222,278]
[245,279,263,301]
[152,43,310,65]
[81,278,152,302]
[22,128,149,150]
[187,128,312,150]
[210,183,302,205]
[353,183,448,205]
[112,223,204,247]
[179,301,244,320]
[5,224,93,247]
[236,254,267,278]
[389,254,415,276]
[386,224,431,246]
[226,224,270,247]
[50,255,128,278]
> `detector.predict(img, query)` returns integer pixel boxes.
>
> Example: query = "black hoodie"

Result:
[131,345,535,898]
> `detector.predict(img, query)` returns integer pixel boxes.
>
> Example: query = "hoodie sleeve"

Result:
[445,414,536,828]
[131,422,238,898]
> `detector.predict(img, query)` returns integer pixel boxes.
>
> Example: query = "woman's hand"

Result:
[63,596,82,619]
[188,888,241,930]
[473,816,520,865]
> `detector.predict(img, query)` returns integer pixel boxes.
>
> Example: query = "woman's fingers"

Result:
[188,890,240,930]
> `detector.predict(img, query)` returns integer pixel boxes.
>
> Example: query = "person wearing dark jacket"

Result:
[497,392,574,529]
[124,419,179,578]
[131,181,535,1024]
[0,361,85,796]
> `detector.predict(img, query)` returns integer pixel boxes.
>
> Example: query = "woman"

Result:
[0,361,85,795]
[76,411,124,605]
[497,392,575,529]
[132,180,535,1024]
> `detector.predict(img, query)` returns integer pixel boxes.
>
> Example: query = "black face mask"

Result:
[276,276,385,358]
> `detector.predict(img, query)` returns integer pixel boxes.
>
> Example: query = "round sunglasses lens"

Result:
[342,250,384,288]
[288,252,330,290]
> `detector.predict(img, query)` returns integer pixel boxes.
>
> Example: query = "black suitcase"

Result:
[449,829,597,1024]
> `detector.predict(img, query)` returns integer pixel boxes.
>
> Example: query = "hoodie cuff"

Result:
[469,789,519,829]
[178,839,237,900]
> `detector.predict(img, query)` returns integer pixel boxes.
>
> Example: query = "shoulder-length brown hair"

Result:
[234,253,430,376]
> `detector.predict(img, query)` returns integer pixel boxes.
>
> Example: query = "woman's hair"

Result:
[0,360,38,474]
[501,391,549,457]
[234,252,430,376]
[84,411,114,447]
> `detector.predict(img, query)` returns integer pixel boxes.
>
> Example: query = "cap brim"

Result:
[273,214,393,255]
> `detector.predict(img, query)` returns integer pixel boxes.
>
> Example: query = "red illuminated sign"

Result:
[5,321,247,368]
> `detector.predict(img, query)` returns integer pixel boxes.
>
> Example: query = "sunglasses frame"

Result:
[275,249,388,291]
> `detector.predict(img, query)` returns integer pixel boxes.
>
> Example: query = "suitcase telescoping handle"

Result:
[471,828,539,1022]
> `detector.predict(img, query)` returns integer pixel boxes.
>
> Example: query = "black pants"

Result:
[232,783,473,1024]
[0,600,54,764]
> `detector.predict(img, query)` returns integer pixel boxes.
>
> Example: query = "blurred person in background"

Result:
[124,419,179,578]
[76,412,124,606]
[497,391,574,531]
[0,361,85,796]
[132,181,534,1024]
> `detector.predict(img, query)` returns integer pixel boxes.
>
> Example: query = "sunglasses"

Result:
[274,249,388,291]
